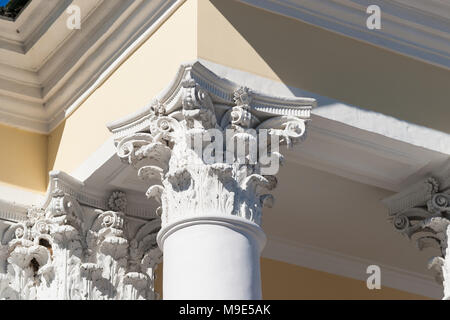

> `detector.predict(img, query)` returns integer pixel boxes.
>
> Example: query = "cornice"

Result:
[238,0,450,70]
[0,0,70,54]
[0,0,185,134]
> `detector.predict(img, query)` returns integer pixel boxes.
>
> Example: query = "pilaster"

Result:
[0,176,161,300]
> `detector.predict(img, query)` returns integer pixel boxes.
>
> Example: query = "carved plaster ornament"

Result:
[383,166,450,299]
[0,188,161,300]
[113,62,315,228]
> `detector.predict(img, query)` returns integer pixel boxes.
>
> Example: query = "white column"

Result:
[115,66,314,299]
[159,216,265,299]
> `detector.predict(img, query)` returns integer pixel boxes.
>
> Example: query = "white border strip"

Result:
[263,235,443,299]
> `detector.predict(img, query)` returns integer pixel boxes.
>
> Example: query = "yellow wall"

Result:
[153,258,429,300]
[47,0,198,174]
[0,123,47,192]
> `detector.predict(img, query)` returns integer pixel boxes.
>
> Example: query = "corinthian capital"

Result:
[382,163,450,298]
[0,172,161,300]
[110,62,315,228]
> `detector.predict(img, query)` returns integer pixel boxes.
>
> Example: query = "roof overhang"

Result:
[0,0,449,134]
[238,0,450,70]
[0,0,183,133]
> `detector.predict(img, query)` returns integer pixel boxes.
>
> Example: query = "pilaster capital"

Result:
[382,163,450,292]
[0,173,162,300]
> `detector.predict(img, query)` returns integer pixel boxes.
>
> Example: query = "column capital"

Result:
[110,61,316,299]
[112,62,316,229]
[382,162,450,297]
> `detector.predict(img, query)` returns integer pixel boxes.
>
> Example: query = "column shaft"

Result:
[160,216,265,299]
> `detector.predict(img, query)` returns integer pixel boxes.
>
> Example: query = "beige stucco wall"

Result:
[154,258,429,299]
[0,123,47,192]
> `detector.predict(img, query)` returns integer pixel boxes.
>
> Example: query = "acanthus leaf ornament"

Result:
[0,186,162,300]
[383,165,450,299]
[110,62,315,229]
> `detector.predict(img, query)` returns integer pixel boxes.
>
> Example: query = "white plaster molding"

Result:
[0,0,70,54]
[262,235,443,299]
[0,0,186,133]
[238,0,450,70]
[2,59,448,204]
[45,171,158,221]
[1,57,447,299]
[0,184,45,211]
[0,199,28,223]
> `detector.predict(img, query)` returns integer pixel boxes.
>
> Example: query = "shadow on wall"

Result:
[208,0,450,134]
[47,120,66,180]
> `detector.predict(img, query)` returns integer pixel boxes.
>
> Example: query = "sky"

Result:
[0,0,9,8]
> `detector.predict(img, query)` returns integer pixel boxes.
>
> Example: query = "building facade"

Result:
[0,0,449,299]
